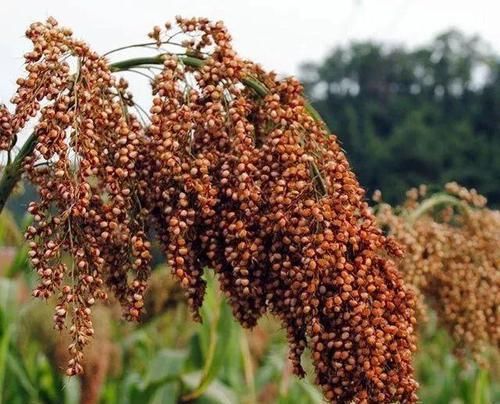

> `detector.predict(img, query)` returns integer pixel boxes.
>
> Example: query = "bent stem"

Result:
[109,55,321,118]
[0,54,327,215]
[407,193,470,224]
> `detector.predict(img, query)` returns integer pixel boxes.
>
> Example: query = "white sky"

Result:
[1,0,499,106]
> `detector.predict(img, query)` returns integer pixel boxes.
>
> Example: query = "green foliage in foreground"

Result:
[0,273,497,402]
[0,216,498,404]
[416,317,499,404]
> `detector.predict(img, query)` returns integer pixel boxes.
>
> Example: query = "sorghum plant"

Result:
[0,17,418,403]
[376,183,500,366]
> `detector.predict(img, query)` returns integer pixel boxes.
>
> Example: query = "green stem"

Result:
[407,193,469,224]
[181,296,221,402]
[109,55,322,121]
[110,55,268,95]
[240,330,256,403]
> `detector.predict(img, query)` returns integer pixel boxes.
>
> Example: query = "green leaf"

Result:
[221,328,245,390]
[473,369,490,404]
[0,279,17,402]
[181,372,237,404]
[183,276,234,401]
[6,352,37,398]
[145,348,187,386]
[116,350,186,403]
[149,382,180,404]
[62,376,81,404]
[297,380,323,403]
[0,324,12,401]
[195,380,238,404]
[186,333,204,370]
[200,301,233,386]
[118,372,143,404]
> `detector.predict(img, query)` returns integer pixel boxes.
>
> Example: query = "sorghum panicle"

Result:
[0,105,14,150]
[16,18,151,376]
[5,17,418,402]
[377,183,499,366]
[138,18,418,403]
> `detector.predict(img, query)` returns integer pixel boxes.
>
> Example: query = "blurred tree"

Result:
[301,30,500,205]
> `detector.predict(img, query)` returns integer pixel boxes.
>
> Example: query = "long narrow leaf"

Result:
[6,352,37,398]
[0,324,12,401]
[183,277,234,400]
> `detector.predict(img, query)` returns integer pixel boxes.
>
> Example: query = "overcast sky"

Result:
[1,0,499,105]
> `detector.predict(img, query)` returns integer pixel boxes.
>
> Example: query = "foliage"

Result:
[1,200,499,403]
[416,316,499,404]
[301,30,500,205]
[0,220,326,403]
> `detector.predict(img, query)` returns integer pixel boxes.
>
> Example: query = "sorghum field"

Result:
[0,13,498,404]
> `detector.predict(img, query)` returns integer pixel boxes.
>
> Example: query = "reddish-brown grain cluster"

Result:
[13,18,151,376]
[0,105,14,150]
[377,183,500,365]
[139,17,418,403]
[3,17,418,402]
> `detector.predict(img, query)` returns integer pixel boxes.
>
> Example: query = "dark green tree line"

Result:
[302,30,500,205]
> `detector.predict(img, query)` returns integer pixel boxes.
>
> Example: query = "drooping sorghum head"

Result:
[136,17,418,403]
[12,18,151,376]
[377,183,499,366]
[5,17,418,402]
